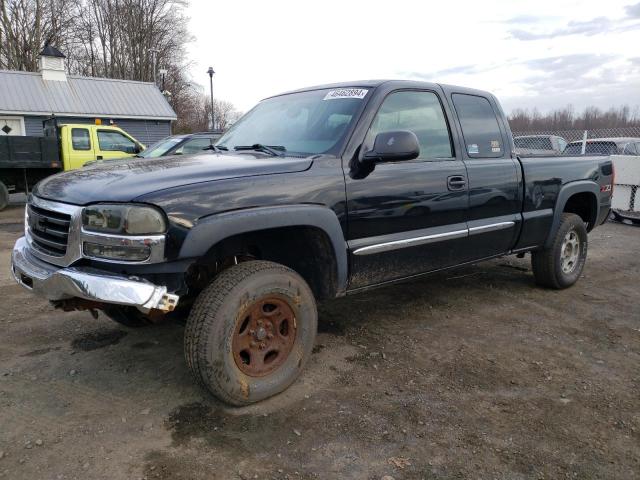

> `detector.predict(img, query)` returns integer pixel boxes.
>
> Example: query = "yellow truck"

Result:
[0,118,144,210]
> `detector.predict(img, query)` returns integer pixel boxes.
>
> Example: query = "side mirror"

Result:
[362,130,420,163]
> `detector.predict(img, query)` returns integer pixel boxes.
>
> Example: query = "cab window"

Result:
[368,90,453,159]
[452,93,504,158]
[71,128,91,150]
[97,130,136,153]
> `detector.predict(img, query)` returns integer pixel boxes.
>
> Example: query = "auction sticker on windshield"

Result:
[323,88,368,100]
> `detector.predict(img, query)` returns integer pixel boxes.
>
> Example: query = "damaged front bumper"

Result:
[11,237,179,313]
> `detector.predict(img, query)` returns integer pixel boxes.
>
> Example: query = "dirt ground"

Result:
[0,203,638,480]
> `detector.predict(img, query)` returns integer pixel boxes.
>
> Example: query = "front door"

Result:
[94,128,138,161]
[344,89,470,289]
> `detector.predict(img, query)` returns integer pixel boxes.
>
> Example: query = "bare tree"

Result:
[0,0,80,70]
[0,0,240,132]
[508,105,640,131]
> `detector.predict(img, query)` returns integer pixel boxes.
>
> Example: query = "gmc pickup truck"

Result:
[11,80,613,405]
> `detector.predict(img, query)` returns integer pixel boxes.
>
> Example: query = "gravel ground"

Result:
[0,204,638,480]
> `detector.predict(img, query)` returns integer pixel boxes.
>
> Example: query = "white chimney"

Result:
[38,44,67,82]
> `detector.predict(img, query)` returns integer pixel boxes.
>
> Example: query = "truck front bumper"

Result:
[11,237,179,313]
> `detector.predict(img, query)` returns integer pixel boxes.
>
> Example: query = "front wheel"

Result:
[184,260,317,405]
[531,213,588,289]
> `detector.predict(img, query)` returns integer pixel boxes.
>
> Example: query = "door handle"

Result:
[447,175,466,190]
[96,155,103,160]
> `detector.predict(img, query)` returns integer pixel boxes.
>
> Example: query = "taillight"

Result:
[611,162,615,196]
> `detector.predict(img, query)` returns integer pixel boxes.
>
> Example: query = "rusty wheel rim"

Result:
[232,295,297,377]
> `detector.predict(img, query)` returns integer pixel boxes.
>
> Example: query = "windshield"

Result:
[138,137,183,158]
[216,87,369,156]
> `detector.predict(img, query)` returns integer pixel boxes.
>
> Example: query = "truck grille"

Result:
[27,204,71,257]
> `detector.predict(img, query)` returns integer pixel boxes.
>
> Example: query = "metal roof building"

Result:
[0,46,176,146]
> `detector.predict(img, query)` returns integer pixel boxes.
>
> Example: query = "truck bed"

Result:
[0,136,60,169]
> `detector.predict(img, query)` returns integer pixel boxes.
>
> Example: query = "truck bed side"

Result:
[514,155,614,250]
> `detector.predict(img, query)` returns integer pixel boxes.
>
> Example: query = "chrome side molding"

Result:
[352,220,516,256]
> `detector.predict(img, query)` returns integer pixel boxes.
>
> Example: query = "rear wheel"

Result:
[185,260,317,405]
[0,181,8,211]
[531,213,588,289]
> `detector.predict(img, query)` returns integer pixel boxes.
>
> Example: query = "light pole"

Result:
[207,66,215,131]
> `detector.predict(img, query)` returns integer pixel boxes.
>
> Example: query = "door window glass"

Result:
[72,128,91,150]
[369,91,453,159]
[97,130,136,153]
[452,94,504,158]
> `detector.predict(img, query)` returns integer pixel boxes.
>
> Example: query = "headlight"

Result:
[82,204,166,235]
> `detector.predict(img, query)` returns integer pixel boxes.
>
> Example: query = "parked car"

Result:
[11,80,613,406]
[0,118,144,210]
[137,132,223,158]
[513,134,568,155]
[564,137,640,156]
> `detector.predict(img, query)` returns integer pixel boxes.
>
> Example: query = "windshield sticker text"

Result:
[323,89,368,100]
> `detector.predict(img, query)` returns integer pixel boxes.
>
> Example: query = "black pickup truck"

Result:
[11,80,613,405]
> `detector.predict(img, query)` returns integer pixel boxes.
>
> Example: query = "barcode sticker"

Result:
[323,88,368,100]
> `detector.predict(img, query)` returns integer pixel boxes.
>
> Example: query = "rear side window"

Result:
[71,128,91,150]
[452,94,504,158]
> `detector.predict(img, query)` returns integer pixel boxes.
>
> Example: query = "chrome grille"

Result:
[27,204,71,257]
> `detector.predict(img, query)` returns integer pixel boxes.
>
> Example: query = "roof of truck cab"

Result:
[266,79,494,100]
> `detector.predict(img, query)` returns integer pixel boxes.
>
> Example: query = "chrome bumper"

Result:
[11,237,179,313]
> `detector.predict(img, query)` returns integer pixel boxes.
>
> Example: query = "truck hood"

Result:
[33,152,314,205]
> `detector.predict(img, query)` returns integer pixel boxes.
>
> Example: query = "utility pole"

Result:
[207,66,215,130]
[150,48,160,85]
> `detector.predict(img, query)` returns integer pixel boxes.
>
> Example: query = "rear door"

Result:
[445,90,521,259]
[344,88,470,289]
[65,126,97,170]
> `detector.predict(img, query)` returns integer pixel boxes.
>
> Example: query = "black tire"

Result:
[102,306,152,327]
[185,260,317,406]
[531,213,588,289]
[0,181,8,212]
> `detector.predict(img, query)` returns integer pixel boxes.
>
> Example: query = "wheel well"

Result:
[189,226,339,301]
[563,192,598,231]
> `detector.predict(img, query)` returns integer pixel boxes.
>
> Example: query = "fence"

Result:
[512,126,640,156]
[511,127,640,222]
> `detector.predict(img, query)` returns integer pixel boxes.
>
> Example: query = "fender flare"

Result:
[179,205,348,295]
[545,180,600,247]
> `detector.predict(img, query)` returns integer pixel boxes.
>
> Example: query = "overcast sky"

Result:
[186,0,640,114]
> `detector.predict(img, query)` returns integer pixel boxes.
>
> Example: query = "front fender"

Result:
[178,205,348,295]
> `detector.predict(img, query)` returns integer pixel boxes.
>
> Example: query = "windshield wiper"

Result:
[234,144,286,157]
